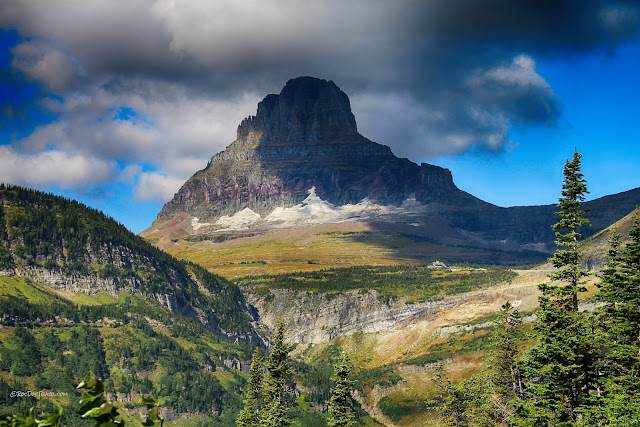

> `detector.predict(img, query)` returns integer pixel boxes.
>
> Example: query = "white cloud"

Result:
[20,81,261,175]
[0,0,173,73]
[150,0,388,66]
[469,54,550,90]
[133,171,184,202]
[0,146,115,188]
[5,73,262,203]
[466,54,558,125]
[351,90,509,159]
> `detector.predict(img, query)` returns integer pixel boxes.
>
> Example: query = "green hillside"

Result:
[0,275,255,425]
[0,184,255,340]
[0,185,381,426]
[581,207,638,270]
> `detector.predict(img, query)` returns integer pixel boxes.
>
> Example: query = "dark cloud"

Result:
[414,0,640,53]
[1,0,639,198]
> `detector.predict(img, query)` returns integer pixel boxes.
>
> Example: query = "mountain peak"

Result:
[151,76,468,227]
[237,76,358,143]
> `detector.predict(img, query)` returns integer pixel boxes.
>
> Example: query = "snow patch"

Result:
[191,217,211,231]
[215,207,261,229]
[208,187,428,231]
[264,186,424,227]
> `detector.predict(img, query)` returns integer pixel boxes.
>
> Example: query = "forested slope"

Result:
[0,184,257,342]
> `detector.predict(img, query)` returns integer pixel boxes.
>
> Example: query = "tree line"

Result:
[432,150,640,426]
[1,321,356,427]
[236,320,357,427]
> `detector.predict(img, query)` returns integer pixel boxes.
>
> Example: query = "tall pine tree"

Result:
[260,320,292,426]
[489,301,524,424]
[237,349,264,427]
[328,353,356,427]
[520,150,596,425]
[596,209,640,424]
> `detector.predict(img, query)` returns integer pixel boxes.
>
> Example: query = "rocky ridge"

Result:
[147,77,640,258]
[154,76,482,226]
[244,269,546,345]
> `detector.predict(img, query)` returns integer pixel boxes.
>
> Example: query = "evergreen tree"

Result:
[0,205,14,270]
[260,320,292,426]
[260,394,289,427]
[328,353,355,427]
[432,364,467,427]
[520,150,596,425]
[489,301,524,424]
[596,210,640,424]
[237,349,264,427]
[548,149,590,311]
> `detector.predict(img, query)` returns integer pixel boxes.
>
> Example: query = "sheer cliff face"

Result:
[154,77,475,224]
[147,76,640,253]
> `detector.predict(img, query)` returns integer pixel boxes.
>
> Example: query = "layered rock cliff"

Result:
[148,76,640,255]
[155,77,483,225]
[243,270,545,345]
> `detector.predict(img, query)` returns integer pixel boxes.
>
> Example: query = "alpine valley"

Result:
[142,77,640,275]
[2,77,640,426]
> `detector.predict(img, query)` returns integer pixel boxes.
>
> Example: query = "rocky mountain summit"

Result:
[146,76,640,259]
[155,76,482,224]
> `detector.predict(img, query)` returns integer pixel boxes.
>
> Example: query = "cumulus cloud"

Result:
[150,0,391,67]
[467,54,559,125]
[133,171,184,203]
[351,54,555,158]
[34,81,261,166]
[4,77,261,201]
[0,145,115,188]
[1,0,639,201]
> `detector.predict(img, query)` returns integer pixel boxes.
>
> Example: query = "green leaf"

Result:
[80,407,102,418]
[34,405,62,427]
[97,402,114,416]
[77,401,100,417]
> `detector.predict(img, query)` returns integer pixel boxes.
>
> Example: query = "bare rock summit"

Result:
[153,77,479,226]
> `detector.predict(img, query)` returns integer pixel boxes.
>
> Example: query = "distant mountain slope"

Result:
[0,184,258,343]
[444,187,640,251]
[581,207,639,270]
[144,76,640,264]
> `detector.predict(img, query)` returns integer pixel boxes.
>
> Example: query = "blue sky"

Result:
[437,38,640,207]
[1,1,639,233]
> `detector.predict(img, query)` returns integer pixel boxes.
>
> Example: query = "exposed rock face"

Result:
[244,271,545,345]
[155,77,482,225]
[247,289,467,344]
[149,76,640,254]
[238,76,359,143]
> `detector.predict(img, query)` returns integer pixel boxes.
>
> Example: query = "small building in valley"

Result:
[428,260,449,269]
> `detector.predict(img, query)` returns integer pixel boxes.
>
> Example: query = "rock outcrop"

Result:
[155,77,483,225]
[148,76,640,256]
[244,270,545,345]
[247,288,467,344]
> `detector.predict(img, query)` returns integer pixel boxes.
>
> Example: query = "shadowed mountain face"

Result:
[155,77,485,224]
[148,76,640,260]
